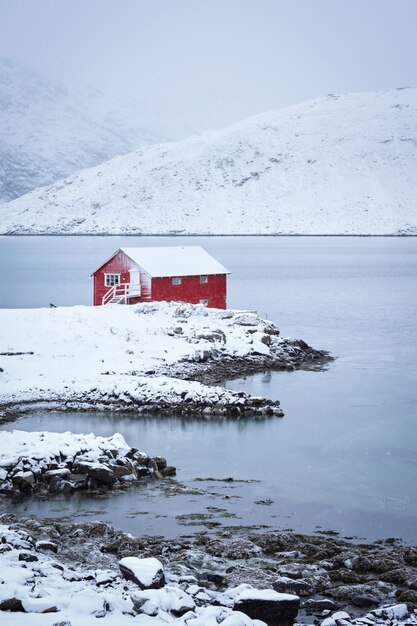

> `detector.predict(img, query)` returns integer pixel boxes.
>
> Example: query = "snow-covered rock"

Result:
[119,557,166,589]
[0,430,174,496]
[233,587,300,625]
[2,87,417,235]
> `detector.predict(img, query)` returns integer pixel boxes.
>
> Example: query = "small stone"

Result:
[18,551,38,562]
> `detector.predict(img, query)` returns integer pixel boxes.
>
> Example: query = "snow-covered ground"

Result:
[0,302,323,417]
[1,87,417,234]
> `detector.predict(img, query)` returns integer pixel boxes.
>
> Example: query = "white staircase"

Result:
[102,284,141,305]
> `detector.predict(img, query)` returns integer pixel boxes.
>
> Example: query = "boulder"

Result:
[73,461,116,487]
[119,556,166,590]
[234,588,300,626]
[131,586,195,617]
[12,471,35,493]
[0,597,24,611]
[274,575,315,596]
[36,540,58,553]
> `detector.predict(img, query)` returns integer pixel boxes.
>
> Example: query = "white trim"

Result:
[104,273,121,287]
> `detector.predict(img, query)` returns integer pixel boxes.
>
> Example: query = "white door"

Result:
[129,269,141,296]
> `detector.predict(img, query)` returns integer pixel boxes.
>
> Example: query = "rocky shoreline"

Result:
[0,302,332,420]
[0,430,177,499]
[1,514,416,625]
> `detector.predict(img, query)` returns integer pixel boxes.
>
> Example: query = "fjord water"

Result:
[1,236,416,542]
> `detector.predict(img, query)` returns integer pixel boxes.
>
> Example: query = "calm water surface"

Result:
[0,236,416,542]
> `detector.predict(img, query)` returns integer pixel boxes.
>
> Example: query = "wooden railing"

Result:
[102,284,141,305]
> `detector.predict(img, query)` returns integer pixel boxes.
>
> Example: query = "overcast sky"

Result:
[0,0,416,131]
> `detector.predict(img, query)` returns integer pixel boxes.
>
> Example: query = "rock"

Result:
[131,586,195,617]
[234,588,300,626]
[161,466,177,477]
[67,473,88,488]
[111,464,133,479]
[52,621,73,626]
[396,588,417,605]
[73,461,116,487]
[350,593,380,607]
[36,540,58,553]
[12,470,35,493]
[274,575,316,596]
[18,551,38,562]
[68,588,106,616]
[303,598,338,612]
[0,597,24,611]
[152,456,167,470]
[370,603,409,621]
[48,477,74,493]
[119,556,166,589]
[21,596,59,613]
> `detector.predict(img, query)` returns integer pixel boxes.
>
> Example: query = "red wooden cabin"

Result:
[91,246,230,309]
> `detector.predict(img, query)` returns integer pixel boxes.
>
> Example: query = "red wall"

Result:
[151,274,227,309]
[93,252,227,309]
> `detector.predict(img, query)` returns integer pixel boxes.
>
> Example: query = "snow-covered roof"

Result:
[119,246,230,278]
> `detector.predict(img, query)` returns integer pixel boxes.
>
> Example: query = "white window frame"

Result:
[104,273,120,287]
[200,299,209,306]
[172,277,182,285]
[200,275,208,284]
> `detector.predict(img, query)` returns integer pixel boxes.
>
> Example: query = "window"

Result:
[200,275,208,284]
[105,274,120,287]
[172,277,182,285]
[200,299,209,306]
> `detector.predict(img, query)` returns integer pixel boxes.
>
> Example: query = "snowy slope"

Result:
[0,57,169,203]
[1,87,417,234]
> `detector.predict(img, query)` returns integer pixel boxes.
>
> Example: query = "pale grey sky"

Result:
[0,0,416,131]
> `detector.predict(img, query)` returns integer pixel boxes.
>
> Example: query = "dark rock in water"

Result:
[0,597,24,611]
[73,461,116,487]
[161,466,177,477]
[234,589,300,625]
[153,456,167,470]
[119,556,166,590]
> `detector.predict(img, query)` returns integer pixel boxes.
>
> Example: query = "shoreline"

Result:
[1,512,416,624]
[0,303,331,422]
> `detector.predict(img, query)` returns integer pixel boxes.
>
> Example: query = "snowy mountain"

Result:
[0,57,170,203]
[1,87,417,235]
